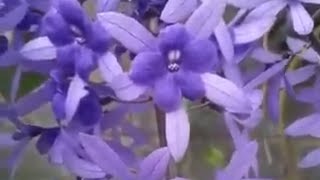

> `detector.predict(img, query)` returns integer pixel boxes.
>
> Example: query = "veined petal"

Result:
[286,37,319,63]
[245,0,287,20]
[299,148,320,168]
[166,106,190,162]
[214,20,234,62]
[244,60,288,90]
[285,113,320,138]
[129,52,166,86]
[251,47,282,63]
[233,16,276,44]
[111,73,147,101]
[65,75,88,124]
[289,2,314,35]
[20,37,56,60]
[201,73,251,113]
[138,147,171,180]
[160,0,197,23]
[153,75,182,112]
[62,149,106,179]
[98,12,156,53]
[185,0,227,39]
[79,133,133,180]
[98,52,122,83]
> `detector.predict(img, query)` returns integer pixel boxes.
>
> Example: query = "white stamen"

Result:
[168,50,181,62]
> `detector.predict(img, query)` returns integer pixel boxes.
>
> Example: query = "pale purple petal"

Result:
[0,133,16,147]
[20,37,57,60]
[286,37,319,63]
[223,141,259,179]
[62,149,106,179]
[289,2,314,35]
[285,113,320,138]
[97,0,120,12]
[0,1,28,32]
[244,60,288,90]
[79,133,134,180]
[214,20,234,62]
[65,75,88,123]
[227,0,268,9]
[98,52,122,83]
[138,147,171,180]
[170,177,189,180]
[251,48,282,63]
[300,0,320,4]
[27,0,51,11]
[222,62,244,87]
[266,73,281,122]
[165,106,190,162]
[224,112,248,149]
[299,148,320,168]
[234,109,263,129]
[14,81,55,116]
[111,73,147,101]
[281,65,316,87]
[245,0,287,20]
[201,73,251,113]
[97,12,156,53]
[185,0,226,39]
[233,16,276,44]
[160,0,197,23]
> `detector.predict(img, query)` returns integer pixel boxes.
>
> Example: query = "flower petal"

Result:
[251,47,282,63]
[214,20,234,62]
[265,73,281,122]
[79,133,133,180]
[0,1,28,32]
[166,106,190,162]
[160,0,197,23]
[20,37,56,60]
[245,0,287,21]
[139,147,171,180]
[244,60,288,90]
[286,37,319,63]
[129,52,166,86]
[285,113,320,138]
[174,70,205,101]
[282,65,316,87]
[98,52,122,83]
[233,16,276,44]
[62,149,106,179]
[65,75,88,124]
[97,0,120,12]
[201,73,251,113]
[98,12,156,53]
[111,73,147,101]
[182,39,218,73]
[299,148,320,168]
[289,2,314,35]
[185,0,226,39]
[153,75,182,112]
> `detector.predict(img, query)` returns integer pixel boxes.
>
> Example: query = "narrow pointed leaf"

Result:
[185,0,226,39]
[139,147,171,180]
[98,12,156,53]
[79,133,133,180]
[160,0,197,23]
[20,37,56,60]
[166,106,190,162]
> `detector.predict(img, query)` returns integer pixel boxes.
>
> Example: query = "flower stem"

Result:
[279,57,301,180]
[155,106,167,147]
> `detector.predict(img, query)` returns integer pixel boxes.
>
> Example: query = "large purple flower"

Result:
[130,24,218,112]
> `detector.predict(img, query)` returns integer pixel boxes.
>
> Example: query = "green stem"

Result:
[279,58,301,180]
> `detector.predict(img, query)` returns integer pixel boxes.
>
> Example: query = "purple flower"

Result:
[130,24,218,112]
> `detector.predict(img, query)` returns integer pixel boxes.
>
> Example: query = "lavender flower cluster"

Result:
[0,0,320,179]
